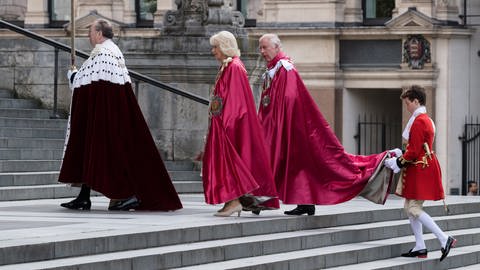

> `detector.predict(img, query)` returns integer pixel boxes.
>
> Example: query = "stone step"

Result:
[0,170,201,187]
[0,98,40,109]
[0,160,61,172]
[0,200,476,267]
[0,214,478,269]
[0,148,64,160]
[0,137,64,149]
[173,181,203,193]
[0,127,66,139]
[324,245,480,270]
[0,184,80,201]
[0,117,67,129]
[0,180,201,201]
[0,90,13,99]
[0,108,52,118]
[169,170,202,181]
[164,160,199,171]
[171,232,480,270]
[0,159,198,173]
[450,263,480,270]
[0,171,59,186]
[0,160,199,173]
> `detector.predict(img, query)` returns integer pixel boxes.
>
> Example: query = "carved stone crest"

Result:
[403,35,431,69]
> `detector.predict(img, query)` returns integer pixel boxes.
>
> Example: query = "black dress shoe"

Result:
[252,209,261,215]
[284,205,315,216]
[440,236,457,261]
[60,198,91,210]
[108,196,140,211]
[401,248,428,258]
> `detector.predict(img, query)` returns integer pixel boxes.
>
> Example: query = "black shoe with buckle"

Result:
[60,198,91,210]
[108,196,140,211]
[440,236,457,261]
[284,205,315,216]
[401,248,428,258]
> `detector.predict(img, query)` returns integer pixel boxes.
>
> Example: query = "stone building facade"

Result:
[0,0,479,194]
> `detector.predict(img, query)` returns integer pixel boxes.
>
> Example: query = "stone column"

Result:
[435,0,459,23]
[344,0,363,24]
[24,0,49,27]
[122,0,137,26]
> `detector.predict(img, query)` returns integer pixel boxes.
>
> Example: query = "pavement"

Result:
[0,193,479,246]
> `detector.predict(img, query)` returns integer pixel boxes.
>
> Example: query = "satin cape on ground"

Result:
[202,57,279,208]
[258,53,389,205]
[59,81,183,211]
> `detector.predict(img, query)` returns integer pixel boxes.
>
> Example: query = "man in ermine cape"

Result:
[59,19,182,211]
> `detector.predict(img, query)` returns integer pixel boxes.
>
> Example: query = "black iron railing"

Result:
[354,114,402,155]
[0,19,209,118]
[459,116,480,195]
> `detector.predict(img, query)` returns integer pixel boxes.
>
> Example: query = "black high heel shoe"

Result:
[401,248,428,258]
[60,198,91,210]
[284,205,315,216]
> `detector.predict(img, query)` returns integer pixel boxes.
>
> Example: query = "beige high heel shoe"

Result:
[214,203,242,217]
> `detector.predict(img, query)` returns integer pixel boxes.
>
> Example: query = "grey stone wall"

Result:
[0,34,263,160]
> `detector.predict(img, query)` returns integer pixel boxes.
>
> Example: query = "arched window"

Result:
[136,0,157,27]
[363,0,395,25]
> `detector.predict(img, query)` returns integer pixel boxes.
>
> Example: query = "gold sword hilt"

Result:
[423,142,432,160]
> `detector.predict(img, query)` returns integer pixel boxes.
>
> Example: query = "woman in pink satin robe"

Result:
[202,31,279,217]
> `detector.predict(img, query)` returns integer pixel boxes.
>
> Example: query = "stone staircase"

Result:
[1,89,480,270]
[0,88,203,201]
[0,197,478,269]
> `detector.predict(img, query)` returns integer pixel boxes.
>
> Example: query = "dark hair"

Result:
[468,181,477,188]
[94,19,114,39]
[400,85,426,105]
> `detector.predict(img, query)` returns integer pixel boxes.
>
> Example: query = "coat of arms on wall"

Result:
[403,35,431,69]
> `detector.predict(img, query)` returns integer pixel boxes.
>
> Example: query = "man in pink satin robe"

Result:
[257,33,388,215]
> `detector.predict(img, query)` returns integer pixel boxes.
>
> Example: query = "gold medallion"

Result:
[262,95,271,107]
[210,95,223,116]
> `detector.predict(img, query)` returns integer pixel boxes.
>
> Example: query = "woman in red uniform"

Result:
[202,31,279,217]
[384,85,456,261]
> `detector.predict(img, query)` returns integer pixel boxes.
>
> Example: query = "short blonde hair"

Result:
[209,31,241,57]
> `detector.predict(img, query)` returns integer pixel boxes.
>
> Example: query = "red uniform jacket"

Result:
[397,113,444,200]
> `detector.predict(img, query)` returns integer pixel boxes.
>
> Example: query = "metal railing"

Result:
[0,19,209,118]
[459,116,480,195]
[354,114,402,155]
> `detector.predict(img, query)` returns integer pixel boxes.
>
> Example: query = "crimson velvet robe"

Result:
[258,52,388,205]
[59,39,182,211]
[202,57,279,208]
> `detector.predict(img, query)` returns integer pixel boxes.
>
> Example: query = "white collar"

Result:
[402,106,427,140]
